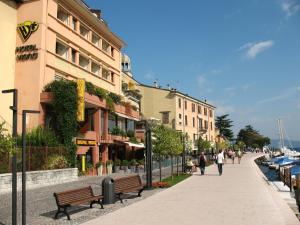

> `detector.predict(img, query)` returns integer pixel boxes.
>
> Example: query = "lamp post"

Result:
[145,121,152,189]
[22,110,39,225]
[2,89,18,225]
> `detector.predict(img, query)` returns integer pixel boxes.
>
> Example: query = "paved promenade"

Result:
[83,153,300,225]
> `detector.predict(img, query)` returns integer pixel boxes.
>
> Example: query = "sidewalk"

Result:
[83,153,300,225]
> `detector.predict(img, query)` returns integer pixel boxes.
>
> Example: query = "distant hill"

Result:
[271,139,300,149]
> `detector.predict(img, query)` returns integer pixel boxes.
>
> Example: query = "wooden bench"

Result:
[53,186,103,220]
[114,175,144,203]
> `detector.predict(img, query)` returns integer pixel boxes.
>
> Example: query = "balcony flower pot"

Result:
[96,162,104,176]
[114,159,121,173]
[107,160,113,175]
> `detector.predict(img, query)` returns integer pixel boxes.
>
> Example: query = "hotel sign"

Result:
[77,79,85,122]
[17,21,39,42]
[15,44,38,61]
[76,139,96,146]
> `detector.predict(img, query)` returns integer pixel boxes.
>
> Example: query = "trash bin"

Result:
[102,177,115,204]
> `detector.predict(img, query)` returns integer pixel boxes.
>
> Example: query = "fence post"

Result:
[45,146,48,165]
[28,147,31,171]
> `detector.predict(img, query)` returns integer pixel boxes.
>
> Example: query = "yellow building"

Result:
[138,83,216,150]
[121,54,141,112]
[0,0,18,131]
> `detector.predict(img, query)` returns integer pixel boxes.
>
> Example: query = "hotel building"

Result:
[1,0,141,173]
[138,83,216,151]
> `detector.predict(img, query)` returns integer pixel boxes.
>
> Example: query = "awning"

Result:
[77,146,90,154]
[115,112,139,121]
[124,142,145,148]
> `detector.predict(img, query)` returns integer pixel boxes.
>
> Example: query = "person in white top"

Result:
[217,150,225,175]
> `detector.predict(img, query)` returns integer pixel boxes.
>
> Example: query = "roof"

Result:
[138,83,216,109]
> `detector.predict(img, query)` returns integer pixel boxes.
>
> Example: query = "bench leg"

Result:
[116,193,123,203]
[98,199,104,209]
[138,189,144,197]
[55,206,70,220]
[90,200,96,208]
[64,207,70,220]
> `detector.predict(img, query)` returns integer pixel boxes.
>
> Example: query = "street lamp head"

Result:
[2,89,17,94]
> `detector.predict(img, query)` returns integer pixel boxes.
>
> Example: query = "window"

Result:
[199,118,203,129]
[178,98,181,108]
[91,62,100,75]
[102,68,110,80]
[72,17,77,31]
[204,108,207,116]
[162,112,169,124]
[210,121,213,130]
[102,40,111,54]
[55,41,69,59]
[80,24,89,39]
[209,110,213,118]
[184,101,187,110]
[179,113,182,119]
[79,54,89,70]
[204,120,208,129]
[111,72,114,83]
[192,103,195,112]
[185,115,188,125]
[71,49,77,63]
[57,7,69,25]
[92,33,100,47]
[198,105,202,114]
[111,47,115,58]
[192,117,195,127]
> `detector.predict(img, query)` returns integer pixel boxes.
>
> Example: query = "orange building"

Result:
[4,0,141,173]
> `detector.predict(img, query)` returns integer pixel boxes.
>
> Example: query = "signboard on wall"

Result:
[17,21,39,42]
[76,139,96,146]
[77,79,85,122]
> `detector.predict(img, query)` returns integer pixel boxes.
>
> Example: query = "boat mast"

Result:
[278,119,285,150]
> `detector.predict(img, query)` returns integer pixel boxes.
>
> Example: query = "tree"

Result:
[0,122,15,154]
[215,114,234,141]
[216,140,230,151]
[197,138,211,154]
[237,125,270,148]
[152,125,170,181]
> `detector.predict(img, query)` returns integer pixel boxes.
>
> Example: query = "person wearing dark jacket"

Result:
[199,152,206,175]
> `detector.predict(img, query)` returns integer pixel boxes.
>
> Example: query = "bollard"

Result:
[296,174,300,190]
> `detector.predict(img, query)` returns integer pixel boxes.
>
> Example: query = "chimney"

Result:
[90,9,101,19]
[205,99,207,102]
[167,84,171,90]
[153,81,158,88]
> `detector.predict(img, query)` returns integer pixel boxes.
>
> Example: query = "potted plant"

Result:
[121,160,129,172]
[106,160,113,175]
[114,159,121,173]
[86,162,94,176]
[96,161,104,176]
[138,159,145,173]
[130,159,137,173]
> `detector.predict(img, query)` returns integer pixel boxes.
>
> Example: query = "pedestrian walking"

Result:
[199,152,206,175]
[237,150,242,164]
[217,150,225,175]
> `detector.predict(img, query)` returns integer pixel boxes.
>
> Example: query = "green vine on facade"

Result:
[44,79,78,166]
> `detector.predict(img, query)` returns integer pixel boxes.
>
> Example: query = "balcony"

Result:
[40,92,140,120]
[99,134,129,144]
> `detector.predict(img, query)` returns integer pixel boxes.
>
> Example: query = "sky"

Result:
[85,0,300,141]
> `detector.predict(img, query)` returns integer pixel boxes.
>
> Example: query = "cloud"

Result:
[210,69,222,75]
[258,87,300,104]
[216,105,235,115]
[197,75,206,87]
[238,40,274,59]
[281,0,300,16]
[242,84,252,92]
[225,87,236,92]
[144,71,156,80]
